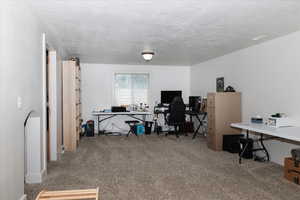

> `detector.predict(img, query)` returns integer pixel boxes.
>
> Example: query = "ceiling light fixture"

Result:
[252,35,268,41]
[142,51,155,61]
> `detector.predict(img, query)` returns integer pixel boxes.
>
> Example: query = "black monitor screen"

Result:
[161,91,182,104]
[189,96,201,110]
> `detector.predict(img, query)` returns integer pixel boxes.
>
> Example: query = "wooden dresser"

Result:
[62,59,82,152]
[207,92,241,151]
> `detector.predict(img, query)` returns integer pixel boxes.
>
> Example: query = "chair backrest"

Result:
[168,97,186,124]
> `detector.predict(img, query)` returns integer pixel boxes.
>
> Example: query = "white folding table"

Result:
[231,122,300,164]
[92,111,152,135]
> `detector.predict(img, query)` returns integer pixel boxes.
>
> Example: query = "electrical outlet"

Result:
[17,96,22,109]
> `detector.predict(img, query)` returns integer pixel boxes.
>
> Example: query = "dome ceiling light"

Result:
[141,51,155,61]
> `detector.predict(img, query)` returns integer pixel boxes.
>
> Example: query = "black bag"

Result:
[85,120,95,137]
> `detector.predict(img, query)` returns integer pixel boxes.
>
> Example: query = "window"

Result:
[114,73,149,106]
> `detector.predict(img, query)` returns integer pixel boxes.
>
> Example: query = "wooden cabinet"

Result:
[62,60,82,152]
[207,92,241,151]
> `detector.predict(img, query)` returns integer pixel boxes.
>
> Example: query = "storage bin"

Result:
[284,157,300,185]
[144,121,153,134]
[135,124,145,135]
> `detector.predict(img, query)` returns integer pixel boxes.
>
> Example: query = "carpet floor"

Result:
[25,135,300,200]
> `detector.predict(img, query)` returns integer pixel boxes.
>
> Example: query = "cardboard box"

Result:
[284,157,300,185]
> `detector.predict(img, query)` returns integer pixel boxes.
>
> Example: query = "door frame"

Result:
[48,50,62,161]
[42,33,47,175]
[42,33,63,175]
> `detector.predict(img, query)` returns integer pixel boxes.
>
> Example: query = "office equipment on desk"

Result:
[207,92,241,151]
[111,106,127,112]
[161,90,182,104]
[267,117,293,128]
[231,122,300,164]
[251,116,263,124]
[166,96,186,138]
[92,110,151,135]
[189,96,201,111]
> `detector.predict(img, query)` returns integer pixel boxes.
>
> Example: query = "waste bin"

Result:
[85,120,95,137]
[134,123,145,135]
[144,121,153,135]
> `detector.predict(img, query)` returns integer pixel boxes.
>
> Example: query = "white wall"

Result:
[0,1,48,199]
[191,31,300,165]
[81,63,191,132]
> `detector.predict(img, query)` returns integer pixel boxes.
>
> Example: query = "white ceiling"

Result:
[28,0,300,66]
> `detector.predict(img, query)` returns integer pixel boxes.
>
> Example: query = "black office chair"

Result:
[125,120,140,137]
[166,97,186,138]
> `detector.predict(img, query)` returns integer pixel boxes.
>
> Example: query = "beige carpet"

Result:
[25,135,300,200]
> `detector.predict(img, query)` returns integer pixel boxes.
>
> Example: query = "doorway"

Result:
[46,48,50,161]
[40,34,63,185]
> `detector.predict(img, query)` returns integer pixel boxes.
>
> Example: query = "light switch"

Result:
[17,96,22,109]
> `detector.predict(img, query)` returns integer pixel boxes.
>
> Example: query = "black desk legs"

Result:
[154,117,160,135]
[97,115,116,135]
[192,116,202,139]
[239,131,270,164]
[239,142,249,164]
[259,133,270,162]
[97,115,101,135]
[239,130,250,164]
[192,113,207,139]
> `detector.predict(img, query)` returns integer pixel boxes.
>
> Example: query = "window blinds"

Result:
[114,73,149,106]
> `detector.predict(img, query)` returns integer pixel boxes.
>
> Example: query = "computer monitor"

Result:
[161,90,182,104]
[189,96,201,111]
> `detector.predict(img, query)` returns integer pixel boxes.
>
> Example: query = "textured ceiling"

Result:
[27,0,300,65]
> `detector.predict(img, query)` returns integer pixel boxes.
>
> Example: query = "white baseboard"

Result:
[26,172,42,183]
[41,168,47,181]
[26,168,47,184]
[19,194,27,200]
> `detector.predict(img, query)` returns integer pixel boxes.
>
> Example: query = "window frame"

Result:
[112,72,150,106]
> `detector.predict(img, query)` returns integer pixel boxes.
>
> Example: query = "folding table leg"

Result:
[98,116,101,135]
[239,142,249,164]
[127,130,131,137]
[259,133,270,161]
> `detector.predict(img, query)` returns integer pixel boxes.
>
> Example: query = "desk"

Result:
[185,111,207,139]
[92,111,151,135]
[153,106,207,138]
[231,122,300,163]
